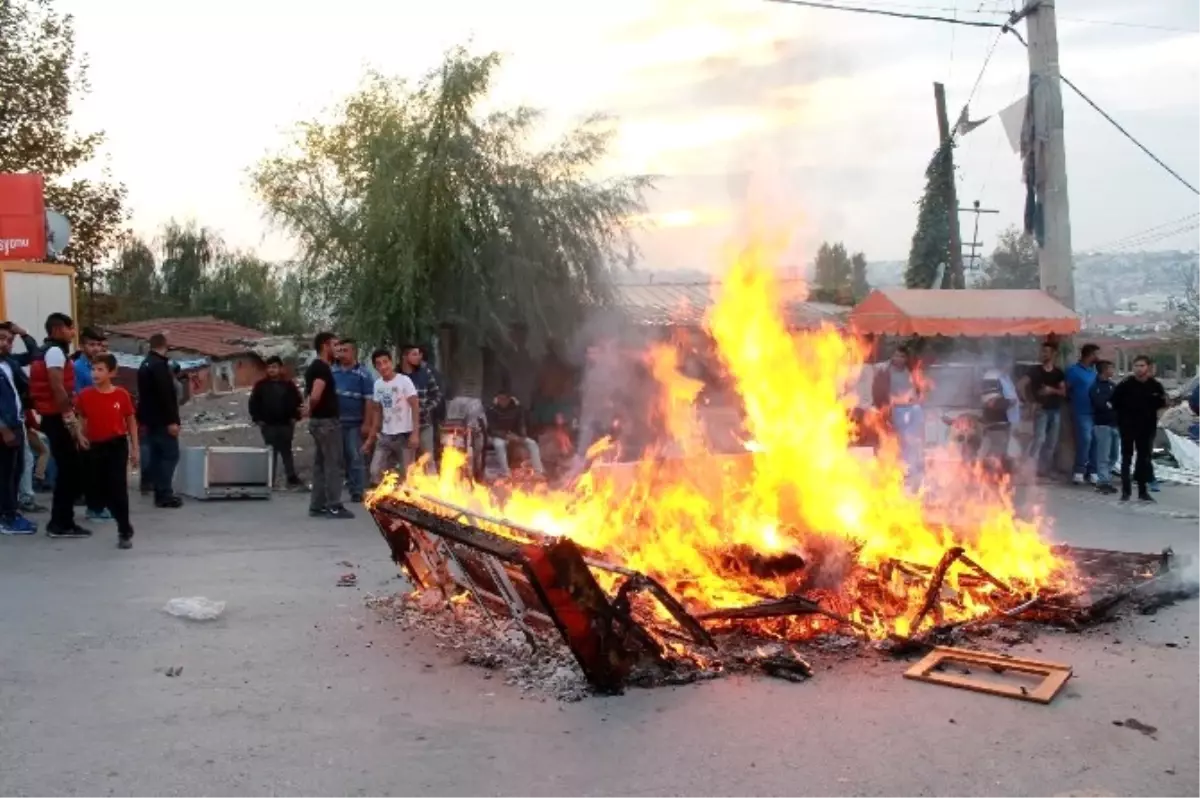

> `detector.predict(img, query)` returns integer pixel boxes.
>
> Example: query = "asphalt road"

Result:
[1,485,1196,797]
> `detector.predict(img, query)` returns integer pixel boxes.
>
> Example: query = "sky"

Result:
[57,0,1200,273]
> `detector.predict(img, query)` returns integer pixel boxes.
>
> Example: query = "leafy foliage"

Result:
[851,251,870,301]
[0,0,128,275]
[811,242,868,305]
[102,222,315,334]
[252,47,651,350]
[977,226,1040,289]
[905,140,955,289]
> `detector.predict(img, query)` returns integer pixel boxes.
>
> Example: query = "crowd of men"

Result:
[0,313,185,546]
[249,333,449,520]
[1024,342,1170,501]
[875,341,1176,502]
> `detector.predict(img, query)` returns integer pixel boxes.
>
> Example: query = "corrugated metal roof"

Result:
[613,280,847,328]
[104,316,268,358]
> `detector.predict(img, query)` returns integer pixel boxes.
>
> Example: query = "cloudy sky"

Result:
[59,0,1199,272]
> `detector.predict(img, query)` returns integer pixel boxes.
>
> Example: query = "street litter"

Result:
[902,645,1072,704]
[337,573,358,587]
[163,597,226,620]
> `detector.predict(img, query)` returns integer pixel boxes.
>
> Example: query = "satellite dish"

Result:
[45,210,71,258]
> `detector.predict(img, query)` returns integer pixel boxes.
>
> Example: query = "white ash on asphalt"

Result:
[365,590,592,702]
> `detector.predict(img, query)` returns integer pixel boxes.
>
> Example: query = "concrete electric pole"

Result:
[933,82,966,289]
[1019,0,1075,309]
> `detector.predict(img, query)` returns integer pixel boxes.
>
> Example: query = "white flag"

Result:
[998,95,1028,153]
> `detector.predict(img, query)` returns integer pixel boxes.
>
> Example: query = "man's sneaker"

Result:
[349,492,364,503]
[1072,473,1085,485]
[46,524,92,539]
[117,536,133,550]
[1138,492,1156,503]
[1085,473,1098,485]
[308,507,328,518]
[18,499,46,514]
[155,496,183,509]
[86,508,114,522]
[1149,480,1162,493]
[0,515,38,535]
[326,505,355,520]
[1096,483,1118,495]
[1119,492,1131,503]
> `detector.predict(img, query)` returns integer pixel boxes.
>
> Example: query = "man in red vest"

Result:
[28,313,91,538]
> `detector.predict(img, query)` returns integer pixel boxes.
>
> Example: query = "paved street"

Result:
[1,486,1196,797]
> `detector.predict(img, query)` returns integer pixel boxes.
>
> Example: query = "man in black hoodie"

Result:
[1111,355,1167,503]
[1089,360,1119,495]
[136,333,183,508]
[250,356,304,488]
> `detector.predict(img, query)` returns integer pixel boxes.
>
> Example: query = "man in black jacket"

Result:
[1111,355,1167,503]
[136,333,183,508]
[1089,360,1119,495]
[250,356,304,488]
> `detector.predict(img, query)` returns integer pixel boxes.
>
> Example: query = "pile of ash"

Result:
[365,590,591,702]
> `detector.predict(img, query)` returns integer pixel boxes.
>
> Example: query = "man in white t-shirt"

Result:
[365,349,419,485]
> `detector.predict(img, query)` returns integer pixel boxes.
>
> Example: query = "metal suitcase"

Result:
[175,445,272,500]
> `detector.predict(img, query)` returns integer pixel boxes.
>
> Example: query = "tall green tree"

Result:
[978,226,1039,289]
[814,242,852,301]
[252,47,651,350]
[158,219,220,310]
[108,234,161,301]
[850,251,870,301]
[0,0,127,290]
[905,140,955,289]
[196,252,280,331]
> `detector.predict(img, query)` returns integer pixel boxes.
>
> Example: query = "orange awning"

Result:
[849,288,1080,337]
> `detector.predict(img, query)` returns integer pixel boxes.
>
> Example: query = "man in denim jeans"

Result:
[332,339,373,502]
[1021,343,1066,477]
[1089,360,1119,495]
[1065,343,1100,484]
[136,333,183,508]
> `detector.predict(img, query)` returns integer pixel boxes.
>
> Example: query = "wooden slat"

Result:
[903,646,1072,705]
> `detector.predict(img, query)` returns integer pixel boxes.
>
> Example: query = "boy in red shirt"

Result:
[76,354,139,549]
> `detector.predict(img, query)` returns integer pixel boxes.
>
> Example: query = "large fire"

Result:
[372,239,1076,641]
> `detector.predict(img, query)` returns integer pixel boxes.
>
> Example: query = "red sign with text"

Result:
[0,173,47,261]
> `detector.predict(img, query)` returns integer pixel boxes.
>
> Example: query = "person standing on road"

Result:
[871,345,924,490]
[1089,360,1120,496]
[366,349,419,485]
[305,333,352,519]
[74,327,112,522]
[249,356,304,489]
[1020,343,1067,478]
[0,324,36,535]
[3,322,46,516]
[332,339,374,502]
[75,355,138,549]
[137,333,183,509]
[398,345,443,471]
[1112,355,1167,503]
[28,313,90,538]
[1065,343,1100,485]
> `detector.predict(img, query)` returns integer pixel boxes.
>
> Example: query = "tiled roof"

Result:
[103,316,267,358]
[613,280,847,328]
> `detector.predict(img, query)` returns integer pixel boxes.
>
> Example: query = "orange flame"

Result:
[372,237,1074,639]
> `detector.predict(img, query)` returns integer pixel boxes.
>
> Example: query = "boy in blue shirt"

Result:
[1065,343,1100,485]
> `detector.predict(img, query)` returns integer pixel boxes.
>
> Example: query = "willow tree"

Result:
[251,47,651,350]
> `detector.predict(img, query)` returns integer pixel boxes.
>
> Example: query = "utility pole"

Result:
[960,200,1000,273]
[933,82,966,289]
[1018,0,1075,309]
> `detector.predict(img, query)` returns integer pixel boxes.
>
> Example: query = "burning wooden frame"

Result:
[368,491,1191,693]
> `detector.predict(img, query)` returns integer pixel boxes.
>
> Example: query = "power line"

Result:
[1006,27,1200,197]
[762,0,1007,28]
[1056,16,1198,34]
[1082,213,1200,252]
